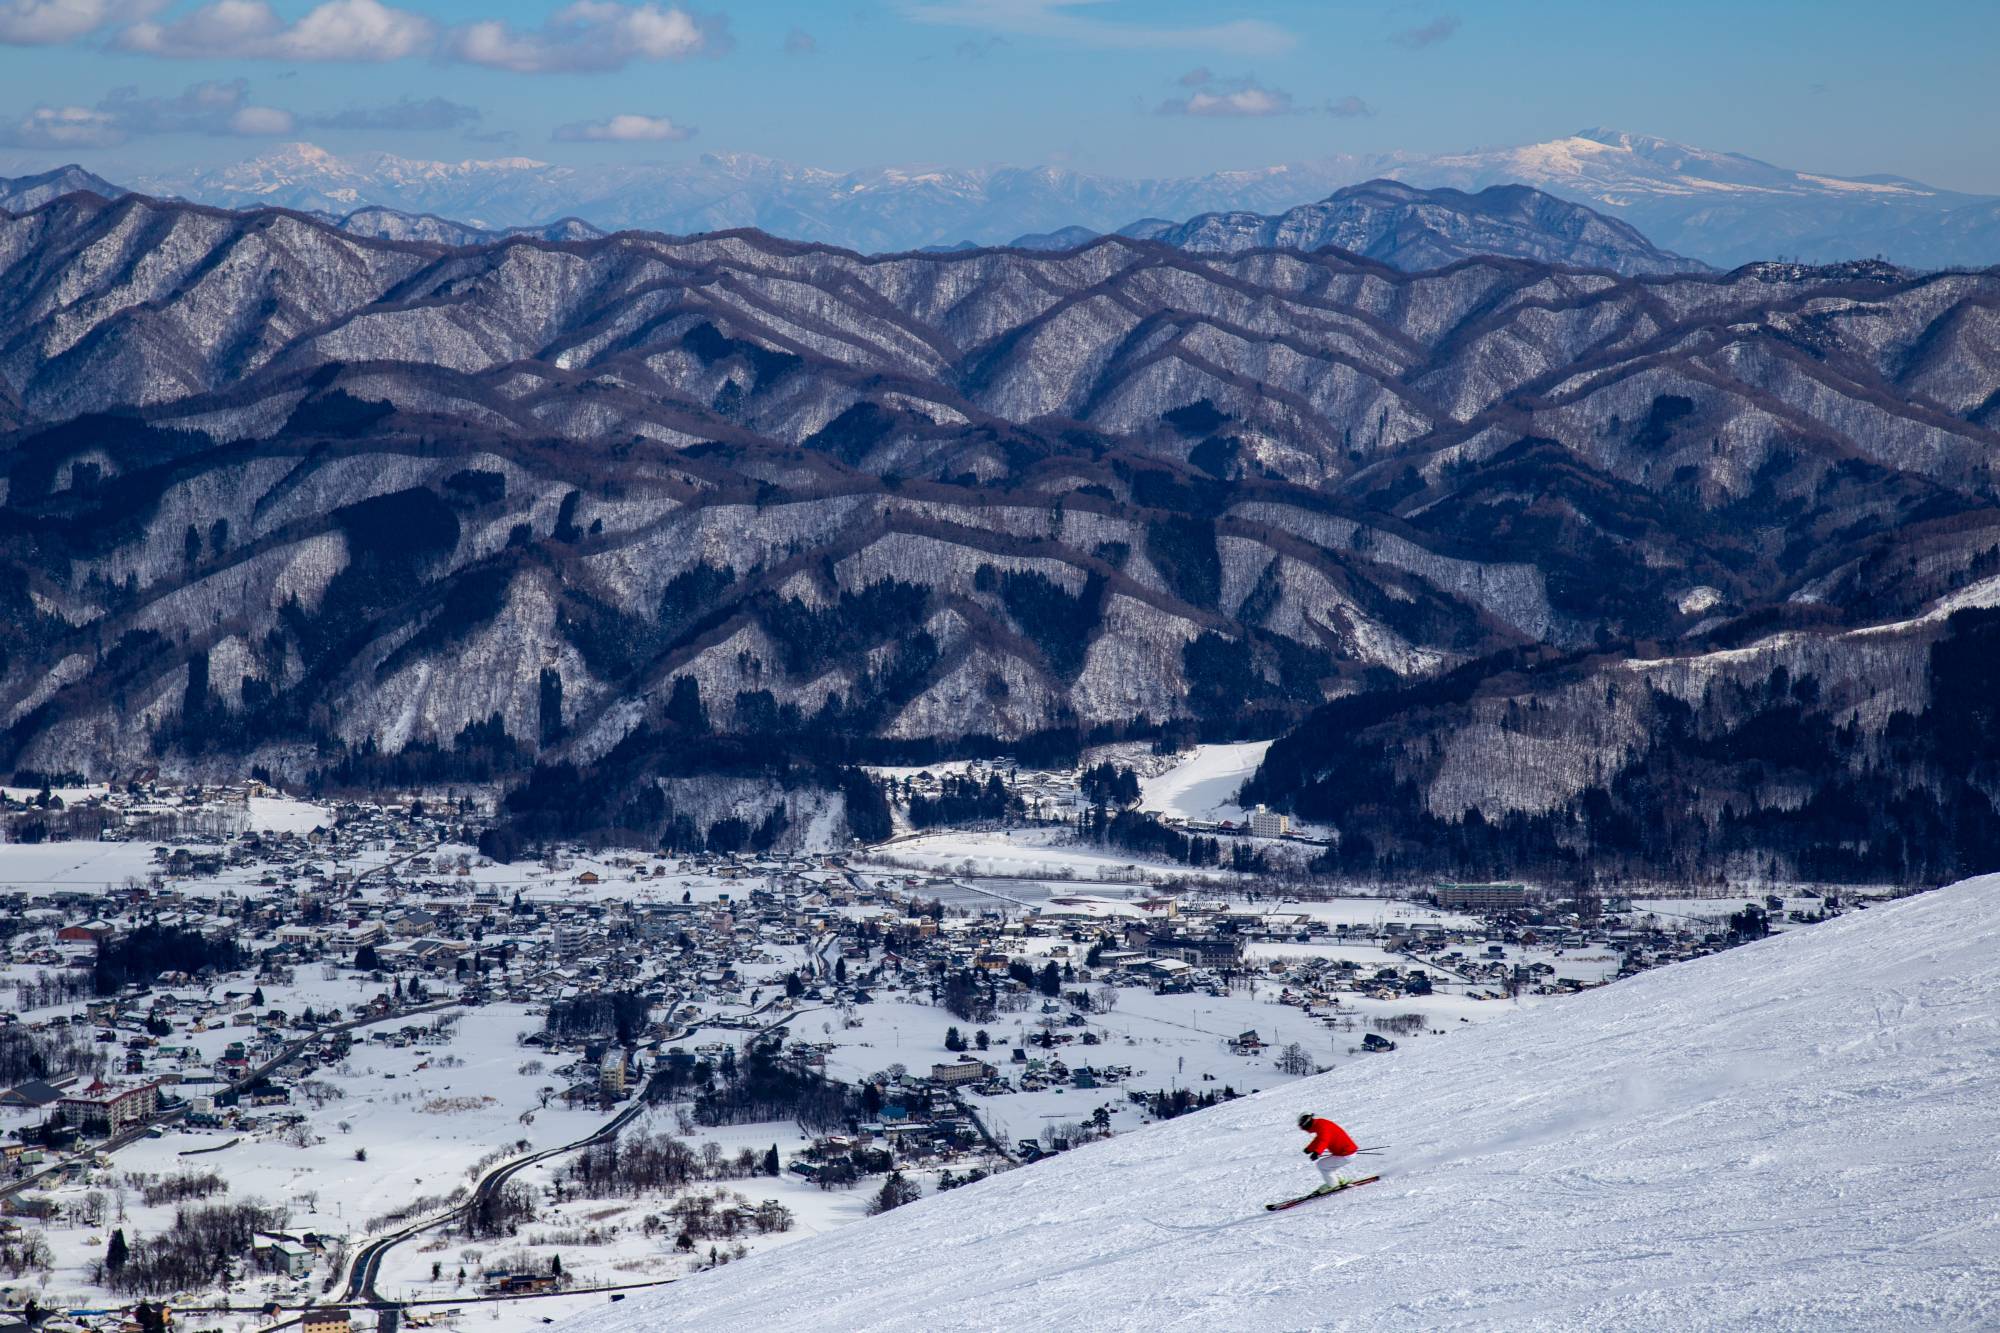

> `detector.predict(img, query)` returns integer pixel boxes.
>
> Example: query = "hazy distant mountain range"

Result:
[4,162,1705,278]
[30,128,1987,269]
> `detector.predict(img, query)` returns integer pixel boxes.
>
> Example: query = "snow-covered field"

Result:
[583,876,2000,1331]
[863,828,1242,884]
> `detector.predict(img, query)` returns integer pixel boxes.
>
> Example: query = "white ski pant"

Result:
[1314,1153,1354,1186]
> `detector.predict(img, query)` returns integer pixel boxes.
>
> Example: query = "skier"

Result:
[1297,1112,1360,1192]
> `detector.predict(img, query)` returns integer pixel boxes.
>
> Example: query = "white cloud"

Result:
[7,0,728,71]
[446,1,724,73]
[905,0,1293,57]
[0,105,125,148]
[0,0,159,44]
[0,0,157,43]
[229,103,295,134]
[118,0,434,61]
[552,112,694,142]
[1167,85,1292,117]
[1158,72,1372,119]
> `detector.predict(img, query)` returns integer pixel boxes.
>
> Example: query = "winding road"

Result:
[335,987,809,1311]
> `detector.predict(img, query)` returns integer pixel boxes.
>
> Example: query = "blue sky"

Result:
[2,0,1997,190]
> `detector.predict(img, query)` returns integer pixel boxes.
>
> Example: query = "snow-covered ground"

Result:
[863,828,1244,884]
[244,795,336,832]
[1136,741,1270,823]
[583,876,2000,1331]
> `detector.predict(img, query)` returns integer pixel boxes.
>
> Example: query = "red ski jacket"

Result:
[1303,1117,1357,1157]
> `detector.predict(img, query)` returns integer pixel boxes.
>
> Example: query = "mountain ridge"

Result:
[1139,177,1708,276]
[4,189,2000,875]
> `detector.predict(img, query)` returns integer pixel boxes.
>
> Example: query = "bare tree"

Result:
[1276,1043,1316,1076]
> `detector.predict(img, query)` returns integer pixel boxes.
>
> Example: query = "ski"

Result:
[1265,1175,1380,1211]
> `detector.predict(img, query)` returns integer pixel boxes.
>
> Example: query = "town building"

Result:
[1434,882,1533,911]
[1248,805,1289,838]
[929,1059,994,1088]
[58,1080,160,1135]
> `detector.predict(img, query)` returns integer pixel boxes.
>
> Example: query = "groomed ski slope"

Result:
[587,877,2000,1331]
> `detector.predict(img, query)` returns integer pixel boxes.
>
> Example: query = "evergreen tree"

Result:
[665,676,709,733]
[944,1026,965,1052]
[867,1171,921,1216]
[763,1144,780,1176]
[105,1229,128,1274]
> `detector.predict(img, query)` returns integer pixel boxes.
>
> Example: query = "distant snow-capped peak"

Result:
[83,128,2000,268]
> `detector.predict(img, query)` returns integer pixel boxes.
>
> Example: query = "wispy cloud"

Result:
[906,0,1294,57]
[953,33,1006,59]
[1391,15,1459,49]
[782,25,814,54]
[444,2,728,73]
[118,0,434,60]
[1157,71,1372,119]
[0,0,159,45]
[308,97,482,132]
[0,79,295,146]
[552,113,695,142]
[0,78,483,146]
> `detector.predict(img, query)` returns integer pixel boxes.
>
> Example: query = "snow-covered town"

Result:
[0,745,1880,1333]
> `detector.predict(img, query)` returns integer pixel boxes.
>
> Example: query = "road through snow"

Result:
[579,876,2000,1331]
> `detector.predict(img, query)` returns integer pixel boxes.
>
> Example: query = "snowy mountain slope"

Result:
[330,205,605,245]
[588,877,2000,1330]
[76,128,2000,265]
[1137,740,1270,823]
[0,164,124,212]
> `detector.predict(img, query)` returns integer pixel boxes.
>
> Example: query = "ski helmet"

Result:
[1297,1112,1316,1129]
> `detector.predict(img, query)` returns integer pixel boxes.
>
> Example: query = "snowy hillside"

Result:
[1137,740,1270,823]
[584,878,2000,1330]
